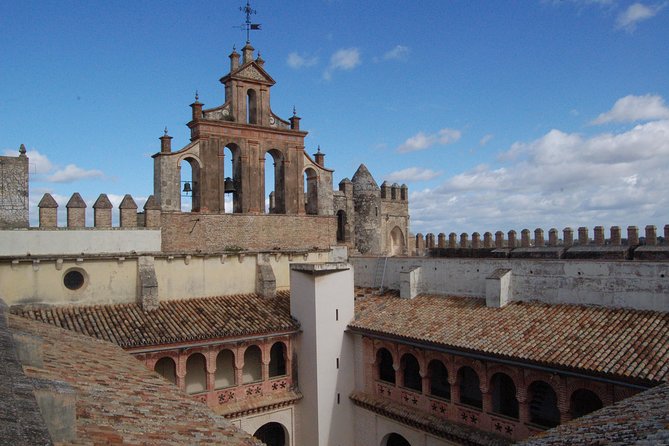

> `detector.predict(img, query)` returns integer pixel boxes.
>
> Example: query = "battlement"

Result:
[413,224,669,260]
[380,181,408,202]
[35,192,161,230]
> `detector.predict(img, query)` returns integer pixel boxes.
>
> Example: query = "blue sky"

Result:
[2,0,669,236]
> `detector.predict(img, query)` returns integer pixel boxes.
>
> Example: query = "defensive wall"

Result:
[352,224,669,312]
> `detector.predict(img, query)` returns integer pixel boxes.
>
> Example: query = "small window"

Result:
[63,269,85,290]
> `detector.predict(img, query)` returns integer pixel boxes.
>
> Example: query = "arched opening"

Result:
[223,144,241,213]
[265,149,284,213]
[269,342,287,377]
[180,157,200,212]
[428,360,450,400]
[458,366,482,409]
[491,373,519,418]
[529,381,560,428]
[382,433,412,446]
[154,357,176,385]
[570,388,603,419]
[401,353,422,392]
[253,422,287,446]
[336,210,347,243]
[390,226,405,256]
[247,89,258,124]
[214,349,235,389]
[243,345,262,384]
[377,348,395,384]
[185,353,207,394]
[304,167,319,215]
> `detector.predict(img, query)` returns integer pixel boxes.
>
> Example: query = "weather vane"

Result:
[238,1,261,44]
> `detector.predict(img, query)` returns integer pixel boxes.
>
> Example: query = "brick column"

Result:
[472,232,481,249]
[495,231,504,248]
[448,233,457,249]
[66,193,86,228]
[119,194,138,228]
[645,225,657,245]
[548,228,558,246]
[483,232,493,248]
[521,229,531,248]
[460,233,469,248]
[610,226,621,245]
[534,228,544,247]
[437,233,446,248]
[563,227,573,247]
[508,230,517,248]
[93,194,112,228]
[38,193,58,229]
[594,226,605,246]
[627,226,639,246]
[578,227,589,245]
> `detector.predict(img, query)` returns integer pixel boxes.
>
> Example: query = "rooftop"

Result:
[4,311,260,445]
[350,290,669,384]
[519,382,669,445]
[12,291,298,349]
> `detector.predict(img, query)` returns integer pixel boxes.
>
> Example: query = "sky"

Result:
[2,0,669,236]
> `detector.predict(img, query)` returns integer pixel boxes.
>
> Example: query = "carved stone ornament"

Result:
[238,66,265,81]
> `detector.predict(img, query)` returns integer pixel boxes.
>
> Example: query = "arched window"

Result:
[247,89,258,124]
[428,360,450,400]
[265,149,284,213]
[185,353,207,394]
[570,388,603,419]
[529,381,560,428]
[390,226,405,256]
[458,366,482,409]
[214,349,235,389]
[337,210,347,242]
[491,373,519,418]
[304,167,319,215]
[154,357,176,385]
[383,433,411,446]
[269,342,287,377]
[180,157,200,212]
[243,345,262,384]
[377,348,395,384]
[253,422,287,446]
[401,353,422,392]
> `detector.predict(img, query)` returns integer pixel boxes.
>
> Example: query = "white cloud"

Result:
[286,51,318,69]
[2,149,53,174]
[479,134,494,146]
[397,128,462,153]
[323,48,361,80]
[386,167,442,182]
[381,45,410,62]
[46,164,104,183]
[409,115,669,235]
[615,2,667,32]
[591,94,669,124]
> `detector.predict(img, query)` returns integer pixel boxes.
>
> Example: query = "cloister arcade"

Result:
[367,340,636,442]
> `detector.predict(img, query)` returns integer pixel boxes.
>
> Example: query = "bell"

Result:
[224,177,236,193]
[182,182,192,193]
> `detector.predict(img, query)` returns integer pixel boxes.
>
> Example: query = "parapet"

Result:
[35,193,161,229]
[415,224,669,260]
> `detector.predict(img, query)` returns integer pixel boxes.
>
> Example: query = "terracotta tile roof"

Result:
[350,391,509,446]
[7,314,262,446]
[12,291,298,348]
[350,291,669,383]
[519,383,669,445]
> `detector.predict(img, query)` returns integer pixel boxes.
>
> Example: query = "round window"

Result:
[63,270,85,290]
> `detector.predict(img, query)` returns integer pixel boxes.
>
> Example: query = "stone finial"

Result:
[391,183,400,200]
[483,232,493,248]
[563,227,574,247]
[610,226,621,246]
[119,194,138,228]
[400,184,408,201]
[93,194,112,228]
[521,229,531,248]
[460,233,469,248]
[645,225,657,246]
[38,193,58,229]
[19,143,27,156]
[448,232,457,249]
[66,193,86,229]
[508,230,517,248]
[241,42,254,65]
[594,226,605,246]
[578,227,589,245]
[437,233,446,248]
[289,108,301,130]
[256,51,265,67]
[380,181,391,199]
[495,231,504,249]
[627,226,639,246]
[548,228,558,247]
[534,228,544,247]
[229,46,240,71]
[190,94,204,121]
[472,232,481,249]
[160,128,173,153]
[313,146,325,166]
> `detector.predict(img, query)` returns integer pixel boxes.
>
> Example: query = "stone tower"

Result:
[351,164,382,254]
[0,145,29,229]
[153,43,333,216]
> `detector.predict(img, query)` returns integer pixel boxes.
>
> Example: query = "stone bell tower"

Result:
[153,42,331,216]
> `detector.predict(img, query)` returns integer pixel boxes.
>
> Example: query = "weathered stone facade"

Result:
[0,146,29,229]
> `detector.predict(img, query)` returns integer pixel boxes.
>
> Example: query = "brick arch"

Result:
[373,340,399,370]
[454,358,486,391]
[397,345,426,376]
[566,378,610,406]
[145,351,179,371]
[486,364,522,399]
